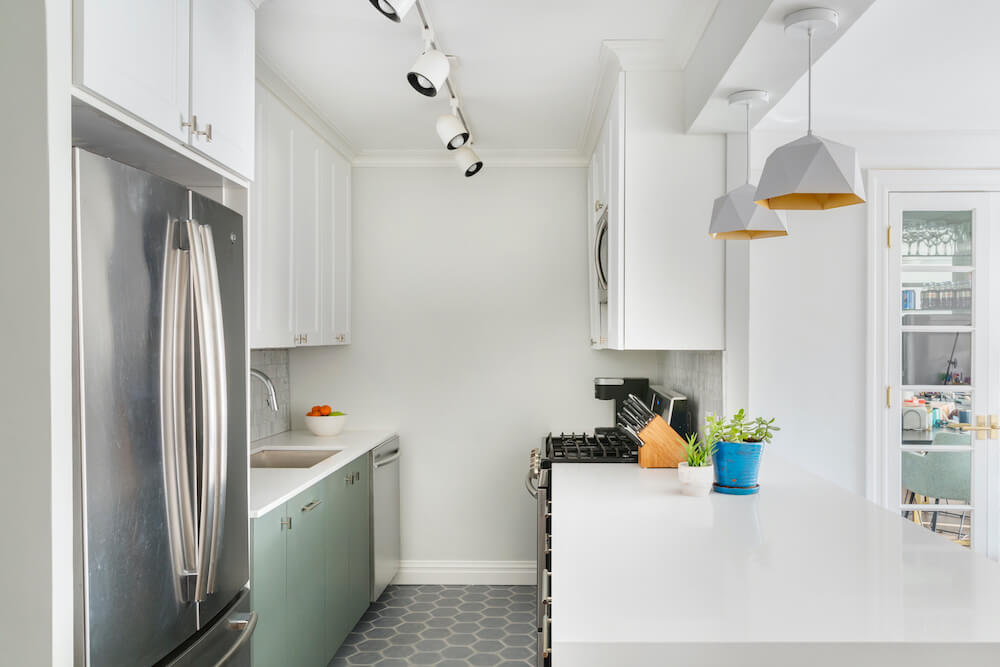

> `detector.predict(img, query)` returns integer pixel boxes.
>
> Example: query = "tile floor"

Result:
[329,585,537,666]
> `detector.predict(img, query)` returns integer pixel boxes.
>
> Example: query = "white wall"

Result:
[289,165,661,569]
[0,0,73,664]
[739,130,1000,495]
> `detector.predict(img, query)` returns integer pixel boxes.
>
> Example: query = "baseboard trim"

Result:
[392,560,537,586]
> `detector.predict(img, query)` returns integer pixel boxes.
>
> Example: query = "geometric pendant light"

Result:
[710,90,788,240]
[754,8,865,211]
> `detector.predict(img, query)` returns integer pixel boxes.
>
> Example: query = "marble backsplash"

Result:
[250,349,291,441]
[659,350,724,437]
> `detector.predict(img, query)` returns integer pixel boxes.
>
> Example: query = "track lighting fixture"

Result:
[453,146,483,177]
[436,98,469,150]
[709,91,787,240]
[368,0,416,22]
[755,8,864,210]
[367,0,483,176]
[407,29,449,97]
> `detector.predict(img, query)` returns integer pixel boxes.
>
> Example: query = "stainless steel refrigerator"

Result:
[73,148,255,666]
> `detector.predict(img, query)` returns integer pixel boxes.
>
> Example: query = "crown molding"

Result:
[255,54,358,160]
[352,148,588,168]
[577,40,687,159]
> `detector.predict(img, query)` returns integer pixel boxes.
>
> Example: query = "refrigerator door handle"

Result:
[160,220,199,601]
[188,219,223,602]
[215,611,257,665]
[200,221,229,595]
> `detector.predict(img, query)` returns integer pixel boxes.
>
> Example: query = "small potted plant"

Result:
[705,409,779,495]
[679,433,716,497]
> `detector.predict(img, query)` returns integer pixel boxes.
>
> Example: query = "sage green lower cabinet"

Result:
[251,452,374,667]
[286,483,329,667]
[324,453,372,657]
[250,504,287,667]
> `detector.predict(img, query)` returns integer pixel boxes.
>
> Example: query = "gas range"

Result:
[542,427,639,465]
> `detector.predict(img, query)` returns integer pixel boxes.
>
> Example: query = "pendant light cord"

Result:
[745,102,751,185]
[807,27,813,135]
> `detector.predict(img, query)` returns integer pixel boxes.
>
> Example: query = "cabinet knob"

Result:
[594,199,604,212]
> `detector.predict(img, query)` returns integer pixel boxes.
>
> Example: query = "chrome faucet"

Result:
[250,368,279,412]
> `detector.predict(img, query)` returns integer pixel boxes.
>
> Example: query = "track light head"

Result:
[368,0,416,23]
[407,47,449,97]
[436,100,469,150]
[453,146,482,177]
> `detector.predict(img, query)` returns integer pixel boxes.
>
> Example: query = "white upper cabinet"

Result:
[588,71,725,350]
[250,82,352,349]
[250,84,295,349]
[321,148,352,346]
[190,0,255,177]
[73,0,255,179]
[291,123,323,347]
[74,0,191,143]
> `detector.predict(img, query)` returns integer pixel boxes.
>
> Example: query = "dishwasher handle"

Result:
[374,450,401,469]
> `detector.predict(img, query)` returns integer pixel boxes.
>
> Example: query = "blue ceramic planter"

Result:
[712,441,763,494]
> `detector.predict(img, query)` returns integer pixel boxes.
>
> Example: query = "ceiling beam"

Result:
[684,0,876,134]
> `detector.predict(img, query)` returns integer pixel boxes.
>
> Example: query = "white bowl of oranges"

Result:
[304,405,348,436]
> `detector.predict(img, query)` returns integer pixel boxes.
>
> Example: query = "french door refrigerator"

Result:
[73,148,255,666]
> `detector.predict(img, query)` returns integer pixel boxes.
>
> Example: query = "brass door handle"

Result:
[954,415,999,440]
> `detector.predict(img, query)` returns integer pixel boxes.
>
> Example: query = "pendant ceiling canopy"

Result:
[754,7,865,211]
[709,90,788,241]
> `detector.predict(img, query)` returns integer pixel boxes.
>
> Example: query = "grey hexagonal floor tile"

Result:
[327,585,536,666]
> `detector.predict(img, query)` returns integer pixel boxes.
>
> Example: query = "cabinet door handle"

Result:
[281,517,292,531]
[182,115,199,133]
[301,500,322,513]
[195,121,213,143]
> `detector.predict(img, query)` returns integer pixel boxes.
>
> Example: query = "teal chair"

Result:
[902,430,970,539]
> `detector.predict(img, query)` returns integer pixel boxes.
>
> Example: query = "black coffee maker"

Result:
[594,377,650,420]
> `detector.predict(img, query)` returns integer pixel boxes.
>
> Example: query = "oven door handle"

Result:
[525,470,539,498]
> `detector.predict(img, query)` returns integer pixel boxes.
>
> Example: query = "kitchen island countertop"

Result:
[551,456,1000,666]
[249,429,396,518]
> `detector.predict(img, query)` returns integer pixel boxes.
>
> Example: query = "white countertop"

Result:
[552,456,1000,666]
[248,429,396,518]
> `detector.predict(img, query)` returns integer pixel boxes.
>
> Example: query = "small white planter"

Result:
[681,465,715,496]
[677,462,690,484]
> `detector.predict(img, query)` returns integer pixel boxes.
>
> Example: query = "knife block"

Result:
[637,416,688,468]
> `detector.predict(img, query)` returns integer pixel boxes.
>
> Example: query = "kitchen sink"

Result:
[250,449,341,469]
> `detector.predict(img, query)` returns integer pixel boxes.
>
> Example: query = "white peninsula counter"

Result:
[551,457,1000,666]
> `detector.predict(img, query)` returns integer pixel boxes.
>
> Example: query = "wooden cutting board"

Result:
[636,416,688,468]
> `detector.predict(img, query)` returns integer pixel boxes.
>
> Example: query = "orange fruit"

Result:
[311,405,321,413]
[320,405,332,416]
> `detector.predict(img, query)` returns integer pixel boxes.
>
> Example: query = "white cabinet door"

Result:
[74,0,190,142]
[190,0,255,178]
[249,85,295,349]
[291,118,323,347]
[323,149,351,346]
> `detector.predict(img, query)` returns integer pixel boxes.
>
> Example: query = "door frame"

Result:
[867,170,1000,555]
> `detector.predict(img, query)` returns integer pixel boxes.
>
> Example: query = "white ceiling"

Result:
[256,0,719,153]
[758,0,1000,133]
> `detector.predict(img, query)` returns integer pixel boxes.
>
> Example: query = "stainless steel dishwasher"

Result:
[371,437,401,601]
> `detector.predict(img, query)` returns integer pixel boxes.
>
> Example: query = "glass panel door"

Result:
[888,193,992,552]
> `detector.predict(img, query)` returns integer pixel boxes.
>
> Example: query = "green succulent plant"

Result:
[682,432,717,467]
[705,409,780,445]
